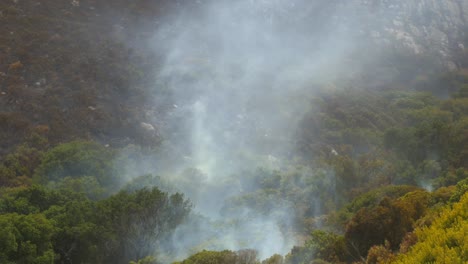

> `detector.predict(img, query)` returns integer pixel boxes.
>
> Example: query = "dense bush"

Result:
[34,141,115,187]
[391,192,468,263]
[0,184,191,264]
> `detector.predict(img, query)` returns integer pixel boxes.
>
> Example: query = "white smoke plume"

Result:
[121,0,430,261]
[138,0,368,261]
[130,1,364,261]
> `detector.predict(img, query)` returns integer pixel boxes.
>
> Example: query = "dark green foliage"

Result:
[221,166,338,231]
[97,188,191,263]
[173,249,259,264]
[262,254,284,264]
[34,140,115,186]
[123,174,166,193]
[129,256,158,264]
[284,230,347,264]
[174,250,238,264]
[0,185,103,263]
[49,176,107,200]
[0,213,55,264]
[0,184,191,264]
[284,246,311,264]
[298,85,468,196]
[449,178,468,202]
[0,185,72,214]
[44,195,105,264]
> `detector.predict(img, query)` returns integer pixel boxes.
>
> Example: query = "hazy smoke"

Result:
[153,0,361,173]
[140,0,368,261]
[112,0,442,261]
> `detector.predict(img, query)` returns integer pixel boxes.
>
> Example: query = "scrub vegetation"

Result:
[1,1,467,264]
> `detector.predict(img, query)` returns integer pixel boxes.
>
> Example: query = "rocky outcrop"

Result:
[355,0,468,68]
[262,0,468,68]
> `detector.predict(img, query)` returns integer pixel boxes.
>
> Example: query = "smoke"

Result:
[132,0,366,261]
[112,0,452,261]
[152,0,362,173]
